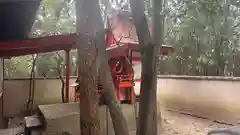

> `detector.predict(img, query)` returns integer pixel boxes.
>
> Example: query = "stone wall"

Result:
[3,76,240,124]
[157,76,240,124]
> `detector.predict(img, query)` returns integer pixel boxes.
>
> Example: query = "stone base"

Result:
[38,102,138,135]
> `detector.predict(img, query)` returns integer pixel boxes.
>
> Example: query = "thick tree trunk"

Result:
[75,1,129,135]
[75,0,100,135]
[78,1,130,135]
[130,0,163,135]
[152,0,164,128]
[98,41,130,135]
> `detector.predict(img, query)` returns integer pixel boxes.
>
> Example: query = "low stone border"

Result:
[158,75,240,81]
[4,75,240,81]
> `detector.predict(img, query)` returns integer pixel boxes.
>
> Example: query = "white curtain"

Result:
[132,62,141,80]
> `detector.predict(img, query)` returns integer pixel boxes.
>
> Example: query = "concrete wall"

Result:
[3,78,77,117]
[157,76,240,124]
[3,76,240,124]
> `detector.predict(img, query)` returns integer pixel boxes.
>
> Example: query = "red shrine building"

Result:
[0,3,173,127]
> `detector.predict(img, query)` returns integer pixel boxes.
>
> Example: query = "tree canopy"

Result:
[4,0,240,78]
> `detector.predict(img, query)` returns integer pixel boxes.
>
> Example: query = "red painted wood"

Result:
[0,34,173,57]
[119,82,132,88]
[0,34,76,49]
[106,31,115,48]
[117,87,121,102]
[135,79,141,82]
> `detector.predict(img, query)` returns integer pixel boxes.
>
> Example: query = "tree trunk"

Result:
[75,0,129,135]
[130,0,163,135]
[98,39,130,135]
[76,1,130,135]
[152,0,164,131]
[75,0,100,135]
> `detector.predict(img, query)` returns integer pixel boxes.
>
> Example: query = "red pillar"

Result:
[65,49,70,103]
[106,29,115,48]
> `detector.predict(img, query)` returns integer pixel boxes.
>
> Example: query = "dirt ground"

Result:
[160,111,231,135]
[5,104,233,135]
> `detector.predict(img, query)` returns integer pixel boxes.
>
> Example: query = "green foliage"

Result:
[35,51,77,77]
[5,0,240,78]
[5,0,77,78]
[4,56,33,77]
[160,0,240,76]
[31,0,76,37]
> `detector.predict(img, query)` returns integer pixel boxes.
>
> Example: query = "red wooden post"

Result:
[117,86,121,102]
[65,49,70,103]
